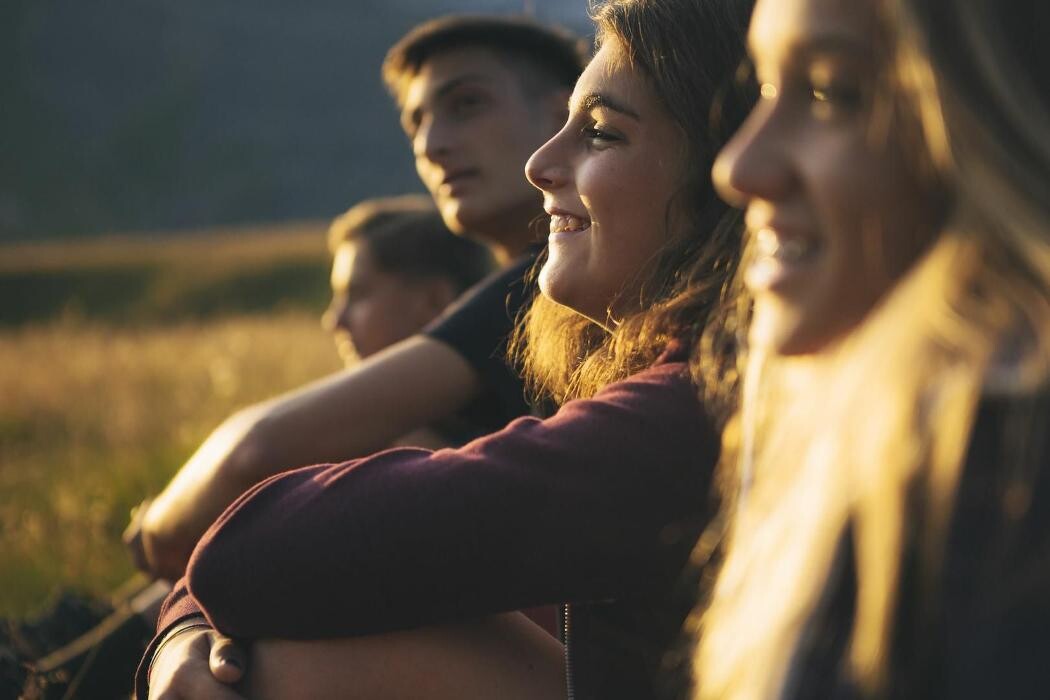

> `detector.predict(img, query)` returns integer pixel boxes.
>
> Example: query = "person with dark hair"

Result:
[382,15,587,263]
[124,14,587,584]
[322,194,493,364]
[139,0,756,698]
[322,194,499,449]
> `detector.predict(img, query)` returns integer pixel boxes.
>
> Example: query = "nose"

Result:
[321,296,349,335]
[712,98,794,208]
[413,113,454,164]
[525,125,572,193]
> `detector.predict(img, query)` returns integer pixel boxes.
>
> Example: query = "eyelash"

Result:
[582,124,619,145]
[759,78,863,116]
[451,93,485,116]
[809,82,862,109]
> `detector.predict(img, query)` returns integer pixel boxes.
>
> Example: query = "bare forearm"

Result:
[139,335,481,580]
[246,337,478,472]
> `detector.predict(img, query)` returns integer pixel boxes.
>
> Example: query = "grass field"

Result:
[0,226,343,616]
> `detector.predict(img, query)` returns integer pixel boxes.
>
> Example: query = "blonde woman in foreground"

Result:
[694,0,1050,697]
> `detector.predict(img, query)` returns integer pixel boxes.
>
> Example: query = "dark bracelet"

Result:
[147,616,213,684]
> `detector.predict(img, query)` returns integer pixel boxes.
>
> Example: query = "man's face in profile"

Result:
[321,240,446,363]
[400,47,564,241]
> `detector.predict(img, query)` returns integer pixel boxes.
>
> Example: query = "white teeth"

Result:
[755,228,779,257]
[549,214,590,233]
[753,228,816,262]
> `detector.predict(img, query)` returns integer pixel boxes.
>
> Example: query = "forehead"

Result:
[570,41,657,115]
[331,242,356,284]
[400,46,525,113]
[750,0,877,62]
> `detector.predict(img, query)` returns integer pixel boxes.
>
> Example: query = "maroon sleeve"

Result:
[175,360,717,640]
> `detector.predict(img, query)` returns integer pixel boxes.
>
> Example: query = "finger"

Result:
[209,635,248,685]
[123,500,153,573]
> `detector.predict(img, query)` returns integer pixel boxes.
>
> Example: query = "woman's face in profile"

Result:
[713,0,939,356]
[525,39,686,326]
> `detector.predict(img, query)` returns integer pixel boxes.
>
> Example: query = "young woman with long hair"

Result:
[693,0,1050,697]
[140,1,755,698]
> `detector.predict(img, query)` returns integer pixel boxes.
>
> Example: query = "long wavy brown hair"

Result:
[508,0,755,406]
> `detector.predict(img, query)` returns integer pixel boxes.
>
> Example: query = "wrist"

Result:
[147,615,212,684]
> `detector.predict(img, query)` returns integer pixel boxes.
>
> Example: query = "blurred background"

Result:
[1,0,590,617]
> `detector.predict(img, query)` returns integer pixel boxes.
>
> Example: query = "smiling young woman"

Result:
[512,0,754,407]
[693,0,1050,697]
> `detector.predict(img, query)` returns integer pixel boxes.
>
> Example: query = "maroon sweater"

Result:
[139,349,719,698]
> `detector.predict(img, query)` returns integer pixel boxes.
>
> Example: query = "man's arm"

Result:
[133,335,481,581]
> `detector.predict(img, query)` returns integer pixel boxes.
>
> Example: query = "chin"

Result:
[436,202,469,235]
[537,263,565,305]
[540,276,610,328]
[749,302,811,357]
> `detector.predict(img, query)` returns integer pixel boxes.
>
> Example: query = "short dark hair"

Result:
[382,14,589,107]
[328,195,495,294]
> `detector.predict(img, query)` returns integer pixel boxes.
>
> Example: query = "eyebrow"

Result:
[573,92,641,120]
[402,73,495,132]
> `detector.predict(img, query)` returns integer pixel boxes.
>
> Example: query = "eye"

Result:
[807,65,865,117]
[449,91,487,118]
[582,123,620,147]
[811,83,862,107]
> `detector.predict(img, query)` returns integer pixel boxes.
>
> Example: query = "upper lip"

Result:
[544,205,589,220]
[744,210,813,242]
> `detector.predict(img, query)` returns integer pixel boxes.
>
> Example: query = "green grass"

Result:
[0,225,344,616]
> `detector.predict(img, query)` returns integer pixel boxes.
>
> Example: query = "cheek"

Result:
[589,167,673,265]
[806,138,873,232]
[820,144,929,286]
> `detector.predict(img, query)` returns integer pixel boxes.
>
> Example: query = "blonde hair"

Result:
[694,0,1050,697]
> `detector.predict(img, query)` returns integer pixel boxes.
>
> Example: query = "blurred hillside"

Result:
[0,0,590,242]
[0,222,332,327]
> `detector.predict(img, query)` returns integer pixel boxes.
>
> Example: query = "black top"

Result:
[423,250,538,436]
[791,390,1050,699]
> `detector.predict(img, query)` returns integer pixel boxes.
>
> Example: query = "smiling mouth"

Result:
[746,227,823,293]
[549,213,591,234]
[753,227,820,263]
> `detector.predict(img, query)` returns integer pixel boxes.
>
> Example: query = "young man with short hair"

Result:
[322,193,493,364]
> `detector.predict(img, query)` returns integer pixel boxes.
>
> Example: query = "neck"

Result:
[477,202,543,267]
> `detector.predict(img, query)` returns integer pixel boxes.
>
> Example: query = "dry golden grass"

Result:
[0,313,341,616]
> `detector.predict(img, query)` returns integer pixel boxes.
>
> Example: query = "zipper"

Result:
[563,603,575,700]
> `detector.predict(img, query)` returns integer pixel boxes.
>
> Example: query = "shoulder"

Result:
[424,250,537,335]
[558,355,707,442]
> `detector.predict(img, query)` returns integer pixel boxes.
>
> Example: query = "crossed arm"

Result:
[127,335,481,581]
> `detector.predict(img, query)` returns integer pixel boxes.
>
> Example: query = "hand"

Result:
[123,498,153,575]
[148,626,248,700]
[133,407,267,581]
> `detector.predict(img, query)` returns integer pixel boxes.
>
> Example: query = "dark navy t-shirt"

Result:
[422,250,538,437]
